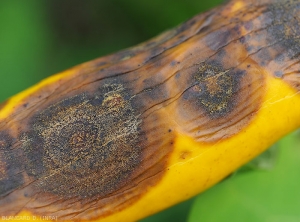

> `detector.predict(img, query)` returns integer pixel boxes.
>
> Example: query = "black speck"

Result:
[170,61,177,66]
[274,71,283,78]
[240,36,246,44]
[175,73,181,79]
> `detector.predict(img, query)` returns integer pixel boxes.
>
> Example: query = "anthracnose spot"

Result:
[176,59,263,143]
[204,29,232,51]
[265,0,300,89]
[267,1,300,59]
[0,132,24,196]
[22,84,143,199]
[190,62,242,118]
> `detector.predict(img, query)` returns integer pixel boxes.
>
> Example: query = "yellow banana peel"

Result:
[1,0,300,221]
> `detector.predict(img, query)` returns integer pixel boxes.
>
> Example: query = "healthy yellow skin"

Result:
[1,65,300,222]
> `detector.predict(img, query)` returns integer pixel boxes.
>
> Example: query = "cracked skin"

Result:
[0,0,300,221]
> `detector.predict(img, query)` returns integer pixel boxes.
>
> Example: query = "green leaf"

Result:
[0,0,50,101]
[188,131,300,222]
[233,143,279,175]
[140,198,195,222]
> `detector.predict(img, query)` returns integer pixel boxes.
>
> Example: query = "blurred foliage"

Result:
[0,0,223,102]
[188,132,300,222]
[0,1,299,222]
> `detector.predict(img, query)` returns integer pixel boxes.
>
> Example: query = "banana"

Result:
[0,0,300,221]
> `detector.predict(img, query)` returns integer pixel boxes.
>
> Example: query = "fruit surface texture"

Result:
[0,0,300,221]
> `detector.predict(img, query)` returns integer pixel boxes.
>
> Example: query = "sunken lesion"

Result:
[4,0,299,219]
[265,1,300,91]
[0,131,24,197]
[255,0,300,91]
[22,84,143,199]
[0,133,10,182]
[176,59,264,142]
[267,0,300,60]
[193,62,240,118]
[16,81,174,220]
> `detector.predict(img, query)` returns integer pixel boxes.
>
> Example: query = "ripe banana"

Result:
[0,0,300,221]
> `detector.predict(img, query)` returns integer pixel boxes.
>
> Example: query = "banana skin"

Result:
[0,0,300,221]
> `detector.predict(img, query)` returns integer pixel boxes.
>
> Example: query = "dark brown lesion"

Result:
[174,57,265,142]
[169,0,300,142]
[249,0,300,91]
[271,0,300,91]
[193,62,240,118]
[10,81,174,220]
[1,0,300,220]
[0,131,24,197]
[22,84,142,199]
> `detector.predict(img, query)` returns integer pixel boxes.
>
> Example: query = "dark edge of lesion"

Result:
[0,131,25,198]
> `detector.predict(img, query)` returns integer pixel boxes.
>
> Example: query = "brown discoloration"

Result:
[11,81,174,220]
[0,77,176,220]
[0,140,6,180]
[0,131,24,197]
[0,0,299,220]
[0,101,8,112]
[195,62,239,118]
[173,58,264,142]
[245,0,300,91]
[268,0,300,91]
[22,84,143,199]
[179,151,192,160]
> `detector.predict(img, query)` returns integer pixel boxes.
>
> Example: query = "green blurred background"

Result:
[0,0,222,102]
[0,1,299,222]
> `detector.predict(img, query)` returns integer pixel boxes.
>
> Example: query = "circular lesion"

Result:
[193,62,240,118]
[177,60,264,142]
[22,84,143,199]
